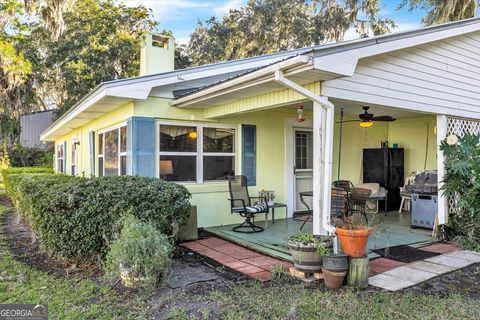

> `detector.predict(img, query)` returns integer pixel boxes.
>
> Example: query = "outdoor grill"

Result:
[405,170,438,229]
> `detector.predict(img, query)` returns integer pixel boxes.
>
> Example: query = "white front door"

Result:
[293,129,314,212]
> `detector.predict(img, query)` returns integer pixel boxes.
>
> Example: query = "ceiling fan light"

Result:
[359,120,373,128]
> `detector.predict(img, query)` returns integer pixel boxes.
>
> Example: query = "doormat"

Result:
[372,245,441,263]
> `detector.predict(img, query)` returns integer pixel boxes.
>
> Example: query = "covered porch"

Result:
[203,99,440,261]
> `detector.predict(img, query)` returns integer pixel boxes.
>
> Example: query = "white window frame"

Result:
[97,123,127,177]
[56,143,65,174]
[157,121,237,184]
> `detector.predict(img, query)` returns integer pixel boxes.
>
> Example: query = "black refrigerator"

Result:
[362,148,404,211]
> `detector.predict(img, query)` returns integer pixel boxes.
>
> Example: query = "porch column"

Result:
[313,101,334,235]
[436,115,448,224]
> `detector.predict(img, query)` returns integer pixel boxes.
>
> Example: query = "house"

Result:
[20,109,56,149]
[41,20,480,257]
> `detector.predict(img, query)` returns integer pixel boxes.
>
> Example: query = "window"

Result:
[159,125,197,182]
[71,141,78,176]
[203,127,235,181]
[97,125,127,176]
[56,143,65,173]
[98,133,104,177]
[158,123,235,183]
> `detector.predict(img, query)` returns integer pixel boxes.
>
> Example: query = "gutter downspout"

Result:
[274,70,336,236]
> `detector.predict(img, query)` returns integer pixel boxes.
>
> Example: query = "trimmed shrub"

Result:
[104,215,173,288]
[0,166,54,197]
[10,174,191,262]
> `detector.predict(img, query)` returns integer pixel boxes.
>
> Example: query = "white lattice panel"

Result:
[447,117,480,137]
[446,117,480,215]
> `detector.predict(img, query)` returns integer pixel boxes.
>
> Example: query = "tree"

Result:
[26,0,157,115]
[24,0,77,40]
[188,0,396,65]
[401,0,478,25]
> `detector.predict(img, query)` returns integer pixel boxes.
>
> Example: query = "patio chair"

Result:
[333,180,355,193]
[350,188,372,224]
[228,175,268,233]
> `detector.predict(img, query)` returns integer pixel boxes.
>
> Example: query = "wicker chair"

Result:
[350,187,372,224]
[227,175,268,233]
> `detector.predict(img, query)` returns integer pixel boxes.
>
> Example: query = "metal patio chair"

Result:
[228,175,268,233]
[350,187,372,224]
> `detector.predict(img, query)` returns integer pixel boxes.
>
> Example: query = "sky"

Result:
[119,0,428,44]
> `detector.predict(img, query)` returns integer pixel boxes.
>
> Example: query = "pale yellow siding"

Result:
[204,82,320,119]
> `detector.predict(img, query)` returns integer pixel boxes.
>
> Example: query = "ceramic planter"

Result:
[336,226,371,258]
[322,253,348,272]
[322,268,347,290]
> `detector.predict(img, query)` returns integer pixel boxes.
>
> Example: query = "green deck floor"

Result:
[205,211,434,261]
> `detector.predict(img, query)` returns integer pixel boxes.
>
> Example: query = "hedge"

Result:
[0,166,54,199]
[6,173,191,262]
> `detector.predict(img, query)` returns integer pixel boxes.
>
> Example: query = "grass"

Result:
[160,281,480,320]
[0,184,150,319]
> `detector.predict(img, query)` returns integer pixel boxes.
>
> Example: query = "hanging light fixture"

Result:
[188,131,197,139]
[296,104,305,122]
[358,120,373,128]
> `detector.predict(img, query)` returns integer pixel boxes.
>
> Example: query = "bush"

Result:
[104,215,172,288]
[440,134,480,251]
[9,144,54,168]
[0,166,54,196]
[9,174,191,262]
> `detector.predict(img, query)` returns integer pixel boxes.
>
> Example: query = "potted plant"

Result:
[288,232,333,273]
[335,211,371,258]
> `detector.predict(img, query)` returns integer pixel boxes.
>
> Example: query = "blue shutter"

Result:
[127,117,155,177]
[88,130,95,177]
[63,141,67,174]
[242,124,256,186]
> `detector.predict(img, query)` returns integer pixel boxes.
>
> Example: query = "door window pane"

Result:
[203,128,234,153]
[295,131,313,169]
[104,129,119,176]
[160,125,197,152]
[204,156,235,181]
[160,156,196,181]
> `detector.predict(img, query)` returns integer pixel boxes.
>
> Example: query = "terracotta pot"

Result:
[322,268,347,290]
[336,226,371,258]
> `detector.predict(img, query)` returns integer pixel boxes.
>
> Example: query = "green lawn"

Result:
[0,183,150,319]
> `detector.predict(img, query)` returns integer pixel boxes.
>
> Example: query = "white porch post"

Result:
[312,102,324,235]
[436,115,448,225]
[313,101,334,235]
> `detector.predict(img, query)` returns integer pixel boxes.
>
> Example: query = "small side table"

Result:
[265,202,288,229]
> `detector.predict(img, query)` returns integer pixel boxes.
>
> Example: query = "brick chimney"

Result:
[140,33,175,76]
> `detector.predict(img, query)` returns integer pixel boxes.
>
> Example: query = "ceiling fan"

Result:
[339,106,396,128]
